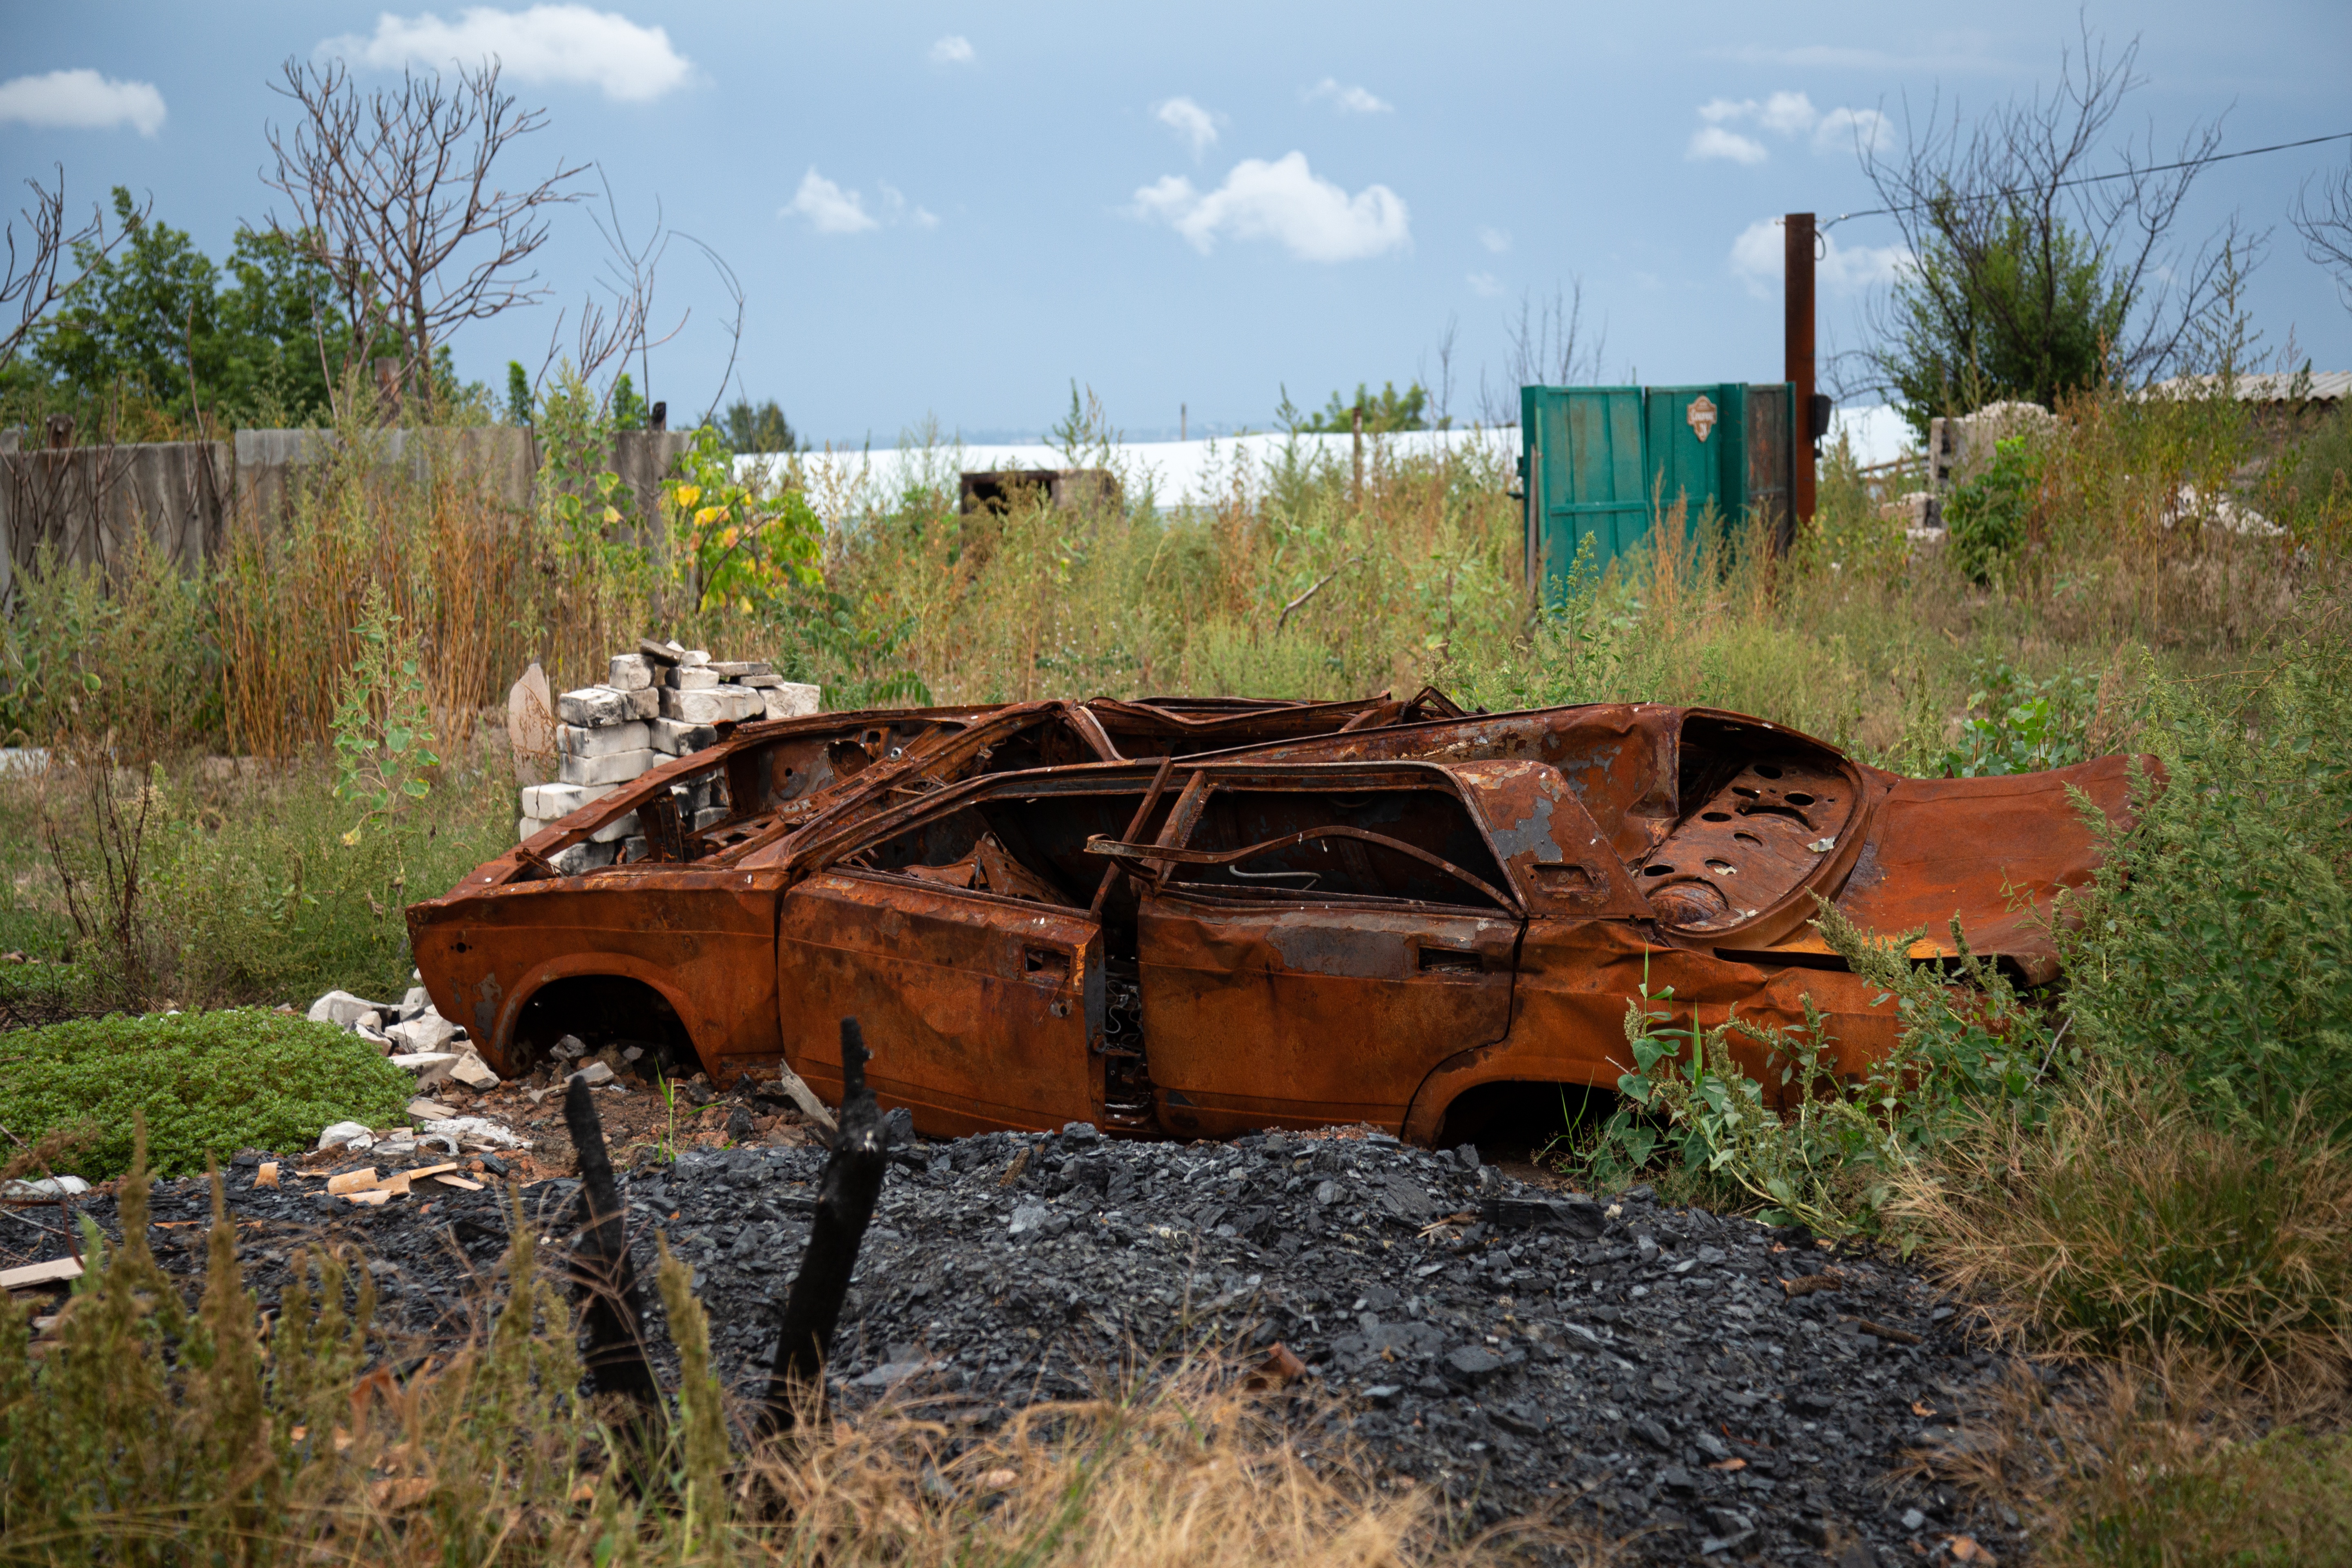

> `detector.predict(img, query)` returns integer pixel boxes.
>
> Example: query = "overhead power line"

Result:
[1820,129,2352,232]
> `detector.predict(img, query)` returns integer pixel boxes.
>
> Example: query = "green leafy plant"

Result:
[0,1010,413,1178]
[1944,434,2041,584]
[1936,657,2098,776]
[329,584,440,845]
[666,423,824,617]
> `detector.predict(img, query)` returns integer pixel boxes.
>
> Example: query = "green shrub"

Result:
[0,1009,412,1178]
[1944,434,2039,584]
[2062,633,2352,1138]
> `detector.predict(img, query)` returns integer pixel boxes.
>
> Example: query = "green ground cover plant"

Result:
[0,1011,412,1178]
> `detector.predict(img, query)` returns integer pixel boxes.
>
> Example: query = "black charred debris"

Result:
[13,1069,2027,1566]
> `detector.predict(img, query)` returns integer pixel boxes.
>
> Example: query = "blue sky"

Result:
[4,2,2348,444]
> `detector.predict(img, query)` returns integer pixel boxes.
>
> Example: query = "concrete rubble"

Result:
[515,638,821,874]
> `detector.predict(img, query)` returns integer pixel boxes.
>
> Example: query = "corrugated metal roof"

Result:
[2144,371,2351,402]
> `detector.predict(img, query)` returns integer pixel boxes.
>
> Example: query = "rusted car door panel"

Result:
[1402,920,1902,1142]
[776,870,1100,1138]
[1826,754,2140,980]
[1139,894,1519,1137]
[416,871,786,1078]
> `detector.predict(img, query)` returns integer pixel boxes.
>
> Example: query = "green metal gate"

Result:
[1521,381,1793,606]
[1519,385,1644,606]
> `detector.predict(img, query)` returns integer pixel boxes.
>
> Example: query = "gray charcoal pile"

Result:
[22,1120,2024,1567]
[519,639,821,870]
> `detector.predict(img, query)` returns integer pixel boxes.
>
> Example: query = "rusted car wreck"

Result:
[409,693,2137,1146]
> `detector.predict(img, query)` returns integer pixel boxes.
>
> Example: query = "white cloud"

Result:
[1812,105,1891,155]
[1693,90,1886,162]
[784,169,879,234]
[1305,78,1393,114]
[1467,271,1503,297]
[1688,125,1768,164]
[1477,225,1510,254]
[878,182,939,229]
[1154,96,1219,159]
[783,169,937,235]
[1729,216,1909,297]
[1131,151,1408,263]
[929,35,973,65]
[0,69,165,136]
[322,5,690,101]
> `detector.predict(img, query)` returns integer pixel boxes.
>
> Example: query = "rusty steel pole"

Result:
[1784,212,1817,523]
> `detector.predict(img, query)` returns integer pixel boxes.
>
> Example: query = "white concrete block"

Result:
[522,781,617,820]
[608,653,654,691]
[714,684,764,722]
[559,748,655,787]
[557,685,633,727]
[680,648,709,666]
[517,816,546,842]
[557,719,651,758]
[708,660,773,678]
[670,665,721,690]
[649,717,719,755]
[587,811,640,844]
[662,687,733,724]
[762,682,823,720]
[549,840,619,876]
[623,685,660,720]
[449,1050,500,1090]
[694,805,729,830]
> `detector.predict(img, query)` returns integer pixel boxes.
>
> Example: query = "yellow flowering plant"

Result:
[666,425,824,615]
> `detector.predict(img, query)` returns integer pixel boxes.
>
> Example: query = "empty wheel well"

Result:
[1433,1079,1619,1164]
[511,974,697,1079]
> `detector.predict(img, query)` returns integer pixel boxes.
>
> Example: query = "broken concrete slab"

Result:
[386,1010,460,1054]
[670,665,721,691]
[306,990,388,1029]
[2,1175,89,1198]
[405,1096,459,1120]
[449,1050,500,1090]
[316,1121,375,1152]
[416,1116,530,1151]
[570,1060,616,1087]
[608,653,655,691]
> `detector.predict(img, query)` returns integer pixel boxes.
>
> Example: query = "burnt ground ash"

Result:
[14,1122,2027,1567]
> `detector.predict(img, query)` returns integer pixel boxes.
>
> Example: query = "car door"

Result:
[775,867,1102,1138]
[1128,766,1523,1138]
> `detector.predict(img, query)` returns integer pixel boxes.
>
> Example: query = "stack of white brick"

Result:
[514,641,822,865]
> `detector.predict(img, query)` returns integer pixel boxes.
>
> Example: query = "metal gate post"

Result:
[1784,212,1817,523]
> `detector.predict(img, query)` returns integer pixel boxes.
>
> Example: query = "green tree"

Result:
[1280,380,1429,434]
[504,360,533,426]
[1879,209,2129,439]
[21,187,390,429]
[610,371,646,431]
[1855,29,2238,440]
[722,397,800,453]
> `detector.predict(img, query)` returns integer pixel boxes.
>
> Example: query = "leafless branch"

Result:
[1477,279,1607,425]
[263,55,586,420]
[2292,155,2352,314]
[0,167,125,376]
[672,232,744,430]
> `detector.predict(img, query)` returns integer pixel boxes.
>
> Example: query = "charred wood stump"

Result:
[757,1017,886,1439]
[562,1075,663,1436]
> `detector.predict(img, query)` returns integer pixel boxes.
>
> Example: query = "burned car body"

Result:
[410,696,2138,1146]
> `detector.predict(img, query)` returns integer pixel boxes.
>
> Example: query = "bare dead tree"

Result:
[1852,22,2232,412]
[264,56,586,420]
[0,168,128,377]
[2292,155,2352,314]
[1418,312,1459,430]
[1477,279,1607,425]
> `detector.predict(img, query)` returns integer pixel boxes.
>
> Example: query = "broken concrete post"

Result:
[757,1016,887,1439]
[561,1076,664,1435]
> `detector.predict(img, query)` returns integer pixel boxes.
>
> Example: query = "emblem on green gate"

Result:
[1686,394,1718,443]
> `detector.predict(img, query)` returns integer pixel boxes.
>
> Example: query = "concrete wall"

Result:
[0,427,692,598]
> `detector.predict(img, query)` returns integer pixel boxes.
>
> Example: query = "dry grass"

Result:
[1890,1081,2352,1382]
